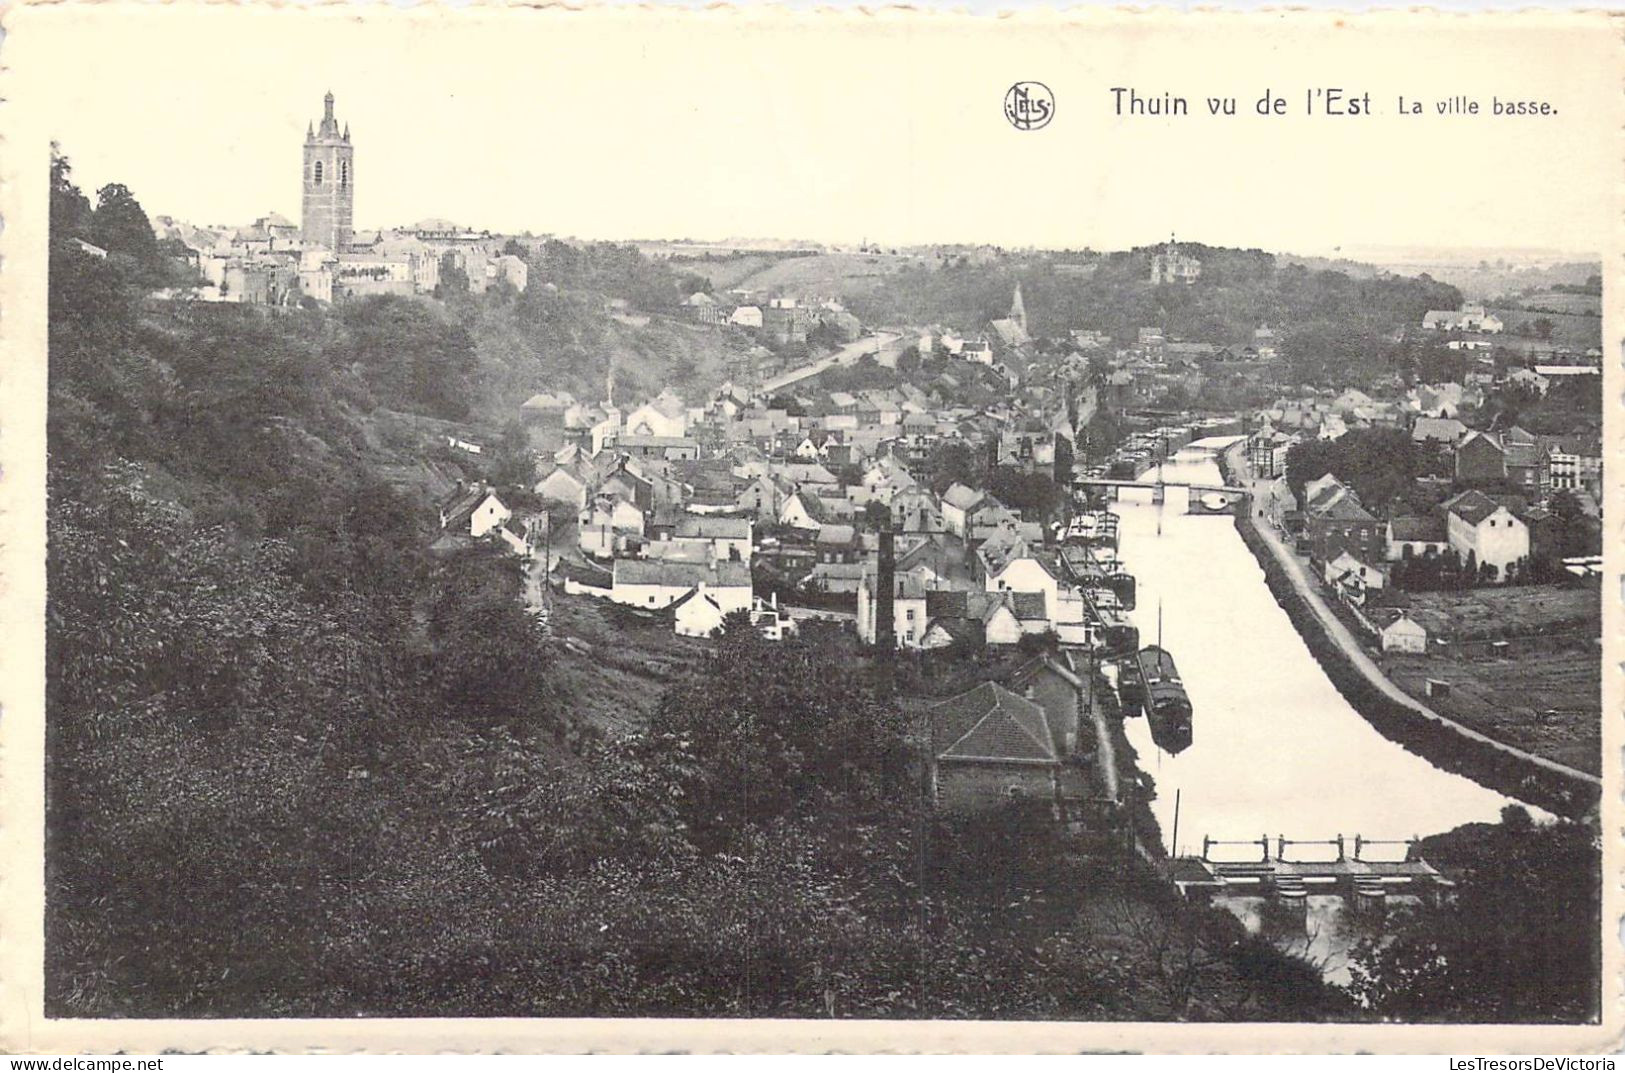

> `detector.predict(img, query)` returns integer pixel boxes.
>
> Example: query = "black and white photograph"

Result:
[1,4,1618,1054]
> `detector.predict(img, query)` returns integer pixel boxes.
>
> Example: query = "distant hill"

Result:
[846,242,1463,386]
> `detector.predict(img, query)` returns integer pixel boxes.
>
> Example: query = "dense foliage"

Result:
[1347,808,1600,1023]
[850,245,1461,387]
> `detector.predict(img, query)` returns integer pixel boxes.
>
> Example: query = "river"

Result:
[1110,439,1522,974]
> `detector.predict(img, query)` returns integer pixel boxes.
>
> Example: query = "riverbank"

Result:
[1217,448,1599,820]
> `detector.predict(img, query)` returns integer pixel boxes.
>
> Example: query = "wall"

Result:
[934,762,1056,813]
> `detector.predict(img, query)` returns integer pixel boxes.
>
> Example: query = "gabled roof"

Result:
[932,681,1058,764]
[942,482,985,511]
[1442,488,1505,527]
[816,523,857,545]
[675,515,751,540]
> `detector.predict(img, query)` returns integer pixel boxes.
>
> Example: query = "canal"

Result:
[1111,438,1525,975]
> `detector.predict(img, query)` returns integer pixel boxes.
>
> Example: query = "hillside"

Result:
[47,158,1352,1021]
[847,243,1463,385]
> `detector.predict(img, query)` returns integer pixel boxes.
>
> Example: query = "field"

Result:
[1488,308,1602,350]
[1390,586,1599,641]
[543,590,709,734]
[729,252,930,301]
[1379,585,1601,774]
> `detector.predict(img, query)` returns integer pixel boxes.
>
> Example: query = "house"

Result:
[748,593,798,642]
[779,488,832,531]
[1301,475,1383,563]
[735,473,784,522]
[1411,416,1468,447]
[891,488,947,533]
[1422,305,1503,333]
[1380,613,1428,654]
[674,514,753,562]
[578,495,645,559]
[1544,437,1603,497]
[1443,489,1530,582]
[671,587,728,638]
[922,590,1030,647]
[815,523,860,564]
[1385,515,1448,561]
[940,483,986,538]
[729,305,764,328]
[611,559,752,613]
[1500,428,1546,498]
[1454,430,1507,484]
[802,560,868,594]
[534,464,589,510]
[976,533,1064,623]
[438,484,511,539]
[1323,550,1385,606]
[612,434,700,461]
[856,572,933,647]
[520,392,570,427]
[1506,367,1550,396]
[929,681,1061,812]
[623,391,688,438]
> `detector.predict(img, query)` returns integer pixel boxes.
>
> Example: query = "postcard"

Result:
[0,2,1617,1054]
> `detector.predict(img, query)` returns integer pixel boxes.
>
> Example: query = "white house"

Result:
[534,465,589,510]
[611,560,752,613]
[1443,489,1529,582]
[940,483,986,538]
[1323,550,1385,606]
[439,485,511,539]
[856,572,932,648]
[730,305,764,328]
[1380,614,1428,654]
[578,496,645,559]
[673,515,753,563]
[623,391,688,438]
[671,587,728,638]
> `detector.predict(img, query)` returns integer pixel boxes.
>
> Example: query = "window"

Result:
[340,160,349,187]
[313,160,324,185]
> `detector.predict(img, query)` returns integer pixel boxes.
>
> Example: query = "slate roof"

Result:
[1442,489,1503,527]
[1388,515,1446,542]
[816,523,858,545]
[942,483,986,511]
[931,681,1058,764]
[613,559,751,588]
[1412,417,1467,443]
[675,515,752,540]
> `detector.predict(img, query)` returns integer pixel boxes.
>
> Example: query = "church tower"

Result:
[1010,281,1028,335]
[301,92,354,251]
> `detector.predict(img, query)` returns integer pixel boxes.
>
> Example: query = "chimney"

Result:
[876,526,896,653]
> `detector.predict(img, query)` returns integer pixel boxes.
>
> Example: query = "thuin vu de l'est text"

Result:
[1109,87,1557,117]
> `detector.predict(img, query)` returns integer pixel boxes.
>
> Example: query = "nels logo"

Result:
[1004,82,1055,131]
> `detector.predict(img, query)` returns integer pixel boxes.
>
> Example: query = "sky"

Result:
[16,6,1616,256]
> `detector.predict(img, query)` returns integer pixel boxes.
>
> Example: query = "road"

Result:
[757,331,900,394]
[1226,445,1600,790]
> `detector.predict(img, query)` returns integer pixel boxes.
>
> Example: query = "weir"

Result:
[1169,834,1455,911]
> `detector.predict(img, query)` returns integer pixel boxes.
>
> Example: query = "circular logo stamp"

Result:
[1004,82,1055,131]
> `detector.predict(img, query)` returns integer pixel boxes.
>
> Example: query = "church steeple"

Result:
[302,91,355,252]
[1010,281,1027,335]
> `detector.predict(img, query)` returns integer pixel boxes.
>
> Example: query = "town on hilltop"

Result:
[44,91,1605,1023]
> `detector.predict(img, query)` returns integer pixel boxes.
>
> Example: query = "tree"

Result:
[921,440,983,495]
[50,149,93,244]
[89,183,166,283]
[435,252,470,298]
[1347,815,1600,1022]
[648,627,912,849]
[489,419,537,490]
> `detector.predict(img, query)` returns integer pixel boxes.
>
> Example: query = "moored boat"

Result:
[1137,644,1192,754]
